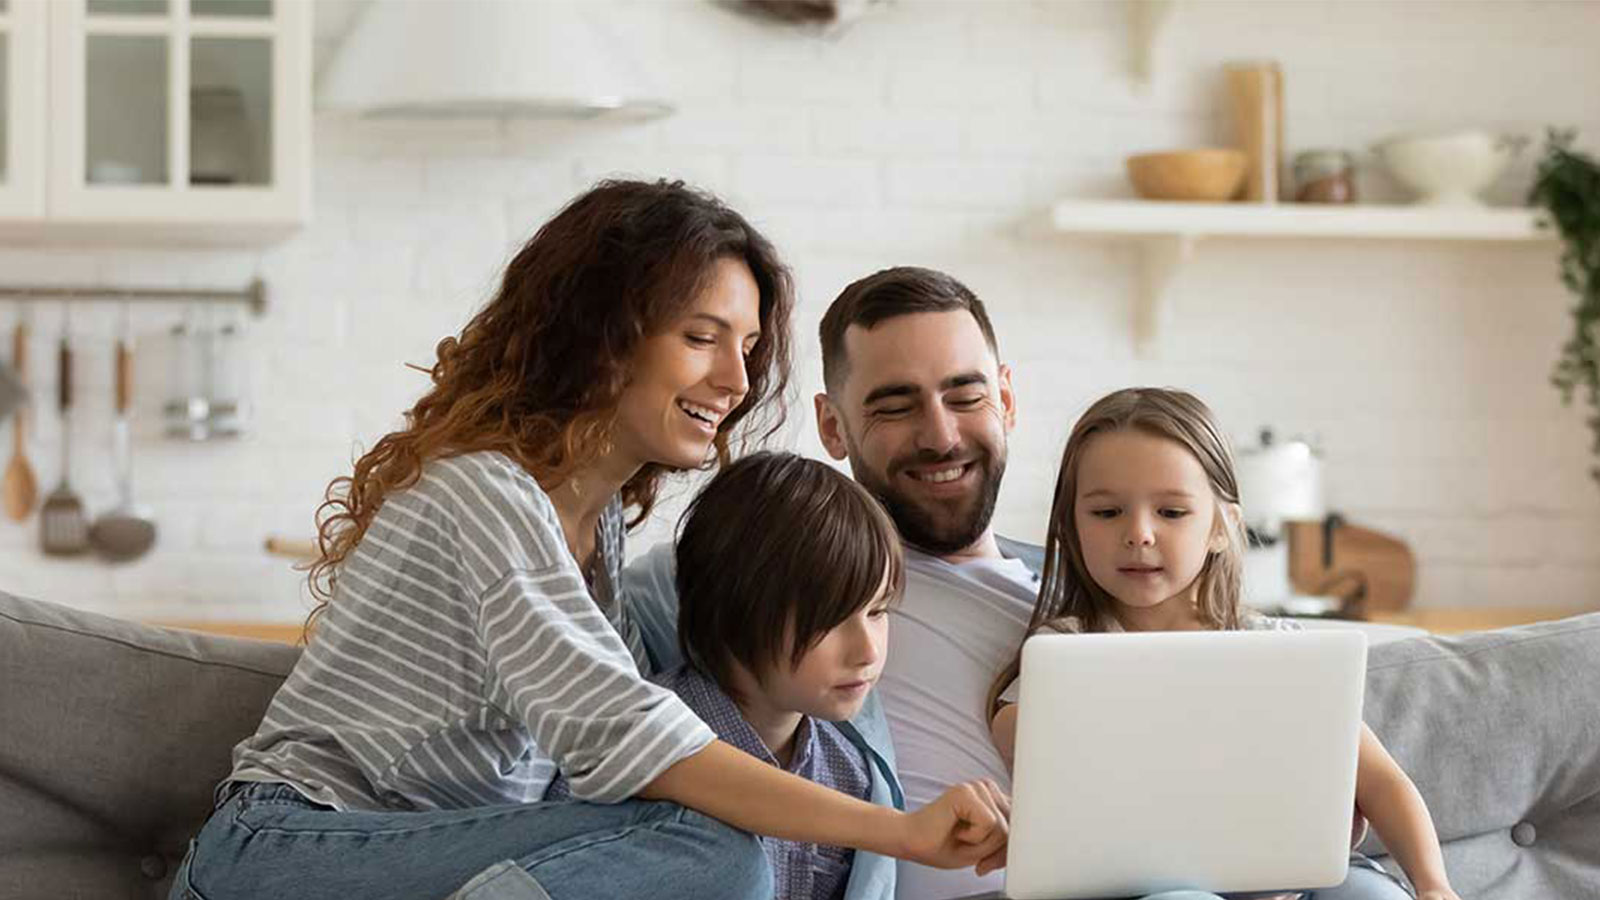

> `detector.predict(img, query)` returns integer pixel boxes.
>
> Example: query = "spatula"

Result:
[41,324,89,556]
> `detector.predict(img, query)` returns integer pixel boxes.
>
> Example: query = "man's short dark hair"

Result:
[818,266,999,396]
[675,452,904,696]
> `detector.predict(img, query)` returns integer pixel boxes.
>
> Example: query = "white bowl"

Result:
[1374,130,1523,206]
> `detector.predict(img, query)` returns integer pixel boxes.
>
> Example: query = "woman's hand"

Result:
[896,779,1011,874]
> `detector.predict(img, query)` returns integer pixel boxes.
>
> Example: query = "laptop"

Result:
[993,629,1367,900]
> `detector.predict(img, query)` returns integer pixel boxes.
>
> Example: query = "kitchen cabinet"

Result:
[0,0,47,219]
[1,0,309,245]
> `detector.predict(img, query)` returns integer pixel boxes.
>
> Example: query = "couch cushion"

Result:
[0,590,300,900]
[5,589,1597,900]
[1361,611,1600,897]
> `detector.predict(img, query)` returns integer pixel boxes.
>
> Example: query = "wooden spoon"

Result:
[3,321,38,522]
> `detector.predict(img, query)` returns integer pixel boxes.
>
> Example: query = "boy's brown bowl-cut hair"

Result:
[676,451,904,698]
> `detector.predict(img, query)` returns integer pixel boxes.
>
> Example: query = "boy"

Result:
[547,452,905,900]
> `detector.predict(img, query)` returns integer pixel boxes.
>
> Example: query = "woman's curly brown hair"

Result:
[305,179,795,631]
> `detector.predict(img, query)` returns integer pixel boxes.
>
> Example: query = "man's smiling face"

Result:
[816,310,1015,559]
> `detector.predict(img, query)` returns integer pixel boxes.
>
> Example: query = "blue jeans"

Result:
[1082,857,1411,900]
[170,782,772,900]
[1304,855,1413,899]
[1221,855,1414,900]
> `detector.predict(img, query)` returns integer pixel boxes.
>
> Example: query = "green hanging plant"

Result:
[1529,129,1600,486]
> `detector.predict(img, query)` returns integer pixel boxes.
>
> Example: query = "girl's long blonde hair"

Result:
[987,387,1248,717]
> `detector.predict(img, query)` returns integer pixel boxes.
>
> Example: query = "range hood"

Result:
[318,0,673,120]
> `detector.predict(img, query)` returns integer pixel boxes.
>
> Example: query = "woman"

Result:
[171,180,1007,900]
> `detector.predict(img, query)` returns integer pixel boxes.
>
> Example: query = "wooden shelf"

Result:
[1046,200,1554,356]
[1049,200,1548,242]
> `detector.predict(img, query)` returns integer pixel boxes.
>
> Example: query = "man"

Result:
[808,267,1407,900]
[812,267,1042,899]
[625,266,1042,898]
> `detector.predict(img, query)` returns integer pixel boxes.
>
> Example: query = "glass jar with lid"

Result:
[1293,149,1357,203]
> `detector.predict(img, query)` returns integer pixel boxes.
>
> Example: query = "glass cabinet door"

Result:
[0,0,45,218]
[189,33,272,187]
[84,33,169,185]
[191,0,271,18]
[49,0,308,227]
[86,0,170,14]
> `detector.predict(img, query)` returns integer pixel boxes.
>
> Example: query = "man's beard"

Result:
[848,445,1006,557]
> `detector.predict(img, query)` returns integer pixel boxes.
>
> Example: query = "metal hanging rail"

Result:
[0,278,267,317]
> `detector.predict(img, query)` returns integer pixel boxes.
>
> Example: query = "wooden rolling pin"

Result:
[264,535,318,561]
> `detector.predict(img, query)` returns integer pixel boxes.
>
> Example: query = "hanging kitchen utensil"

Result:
[207,307,246,437]
[0,327,24,425]
[165,305,212,440]
[3,318,39,522]
[90,306,157,562]
[41,311,89,555]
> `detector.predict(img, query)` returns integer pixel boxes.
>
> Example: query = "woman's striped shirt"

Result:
[227,451,714,810]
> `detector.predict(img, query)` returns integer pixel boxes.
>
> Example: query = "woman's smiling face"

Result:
[610,257,764,471]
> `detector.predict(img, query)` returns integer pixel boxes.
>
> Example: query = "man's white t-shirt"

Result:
[876,546,1040,900]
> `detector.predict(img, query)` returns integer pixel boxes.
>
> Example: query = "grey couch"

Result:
[2,589,1597,900]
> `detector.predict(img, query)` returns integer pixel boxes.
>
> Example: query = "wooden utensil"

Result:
[2,322,38,522]
[264,535,318,561]
[1224,60,1285,203]
[41,327,89,556]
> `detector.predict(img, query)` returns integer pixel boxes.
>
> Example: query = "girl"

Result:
[987,388,1459,900]
[171,180,1006,900]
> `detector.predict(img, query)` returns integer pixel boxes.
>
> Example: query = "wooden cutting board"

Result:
[1286,520,1416,616]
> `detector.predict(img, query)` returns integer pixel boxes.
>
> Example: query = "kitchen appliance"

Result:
[319,0,673,120]
[1235,428,1341,615]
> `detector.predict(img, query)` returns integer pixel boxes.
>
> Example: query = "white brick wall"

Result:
[4,0,1600,624]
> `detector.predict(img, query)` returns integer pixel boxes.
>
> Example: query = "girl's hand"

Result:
[1417,890,1462,900]
[897,778,1011,874]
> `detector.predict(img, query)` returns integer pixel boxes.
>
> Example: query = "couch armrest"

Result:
[1359,612,1600,895]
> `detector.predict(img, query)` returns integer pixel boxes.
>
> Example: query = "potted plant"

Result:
[1530,129,1600,485]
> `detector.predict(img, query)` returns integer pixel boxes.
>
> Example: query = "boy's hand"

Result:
[897,779,1010,874]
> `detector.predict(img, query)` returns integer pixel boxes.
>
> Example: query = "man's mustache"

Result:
[891,448,981,471]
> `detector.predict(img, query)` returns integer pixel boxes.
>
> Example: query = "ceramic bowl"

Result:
[1374,130,1525,206]
[1125,149,1249,202]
